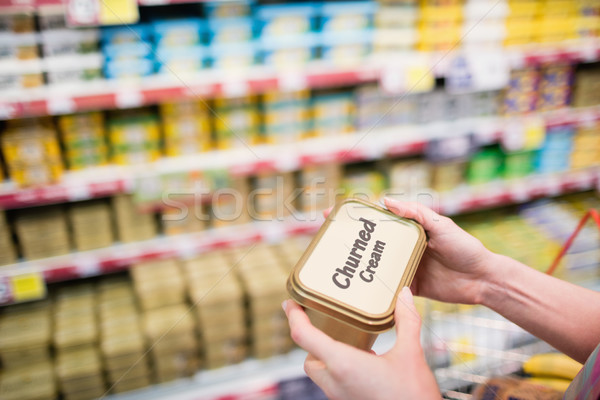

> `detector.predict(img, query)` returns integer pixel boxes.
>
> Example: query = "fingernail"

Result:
[400,287,413,304]
[281,300,287,311]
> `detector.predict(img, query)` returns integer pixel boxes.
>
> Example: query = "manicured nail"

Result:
[281,300,288,311]
[400,287,413,304]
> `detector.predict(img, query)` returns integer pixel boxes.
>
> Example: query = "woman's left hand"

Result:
[283,287,441,400]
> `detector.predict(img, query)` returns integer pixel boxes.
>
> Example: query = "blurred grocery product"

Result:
[523,353,583,380]
[1,118,63,188]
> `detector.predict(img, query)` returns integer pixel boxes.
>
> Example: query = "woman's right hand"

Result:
[382,197,496,305]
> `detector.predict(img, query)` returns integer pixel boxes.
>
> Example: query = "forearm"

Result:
[481,253,600,363]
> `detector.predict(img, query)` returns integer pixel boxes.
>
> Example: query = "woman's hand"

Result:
[382,198,495,305]
[283,287,441,400]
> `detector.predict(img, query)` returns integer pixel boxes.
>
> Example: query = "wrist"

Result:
[477,252,515,309]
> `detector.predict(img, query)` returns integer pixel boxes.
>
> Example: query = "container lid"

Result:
[287,198,426,333]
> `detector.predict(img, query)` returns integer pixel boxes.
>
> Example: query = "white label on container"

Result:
[298,200,422,316]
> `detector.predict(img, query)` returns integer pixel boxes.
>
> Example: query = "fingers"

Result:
[383,198,445,233]
[304,355,337,399]
[283,300,345,364]
[392,287,423,352]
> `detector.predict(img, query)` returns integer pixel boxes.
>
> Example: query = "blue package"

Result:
[320,1,377,32]
[104,58,154,79]
[155,45,206,73]
[102,42,153,61]
[207,17,254,44]
[255,3,318,38]
[152,18,205,47]
[208,42,257,69]
[101,24,151,44]
[204,0,253,19]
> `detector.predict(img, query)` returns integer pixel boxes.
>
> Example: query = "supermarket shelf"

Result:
[2,39,600,120]
[0,61,380,120]
[0,217,322,285]
[0,166,597,288]
[440,167,600,216]
[1,106,599,210]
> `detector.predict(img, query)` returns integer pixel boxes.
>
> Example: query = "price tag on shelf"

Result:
[380,60,434,94]
[66,185,92,201]
[47,97,76,115]
[278,72,308,92]
[116,90,143,109]
[0,102,18,120]
[0,277,13,305]
[66,0,100,26]
[222,80,249,98]
[74,256,101,277]
[11,273,46,303]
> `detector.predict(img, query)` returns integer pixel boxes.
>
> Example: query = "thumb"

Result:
[393,287,422,349]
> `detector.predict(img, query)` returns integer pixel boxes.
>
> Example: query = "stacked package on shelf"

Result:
[210,176,251,228]
[416,0,463,51]
[98,278,151,393]
[38,7,102,86]
[575,0,600,39]
[311,89,355,137]
[58,112,108,170]
[101,24,154,80]
[299,162,342,214]
[1,118,63,187]
[213,96,260,149]
[273,236,310,272]
[112,194,157,242]
[252,172,296,220]
[108,109,161,165]
[536,125,574,173]
[0,10,43,91]
[261,90,310,144]
[466,147,504,185]
[206,1,255,70]
[502,149,536,180]
[373,0,418,53]
[132,260,199,382]
[15,206,70,260]
[161,201,205,236]
[462,0,508,49]
[571,121,600,169]
[152,18,205,75]
[160,100,211,156]
[354,84,418,129]
[319,1,377,67]
[0,211,16,265]
[0,301,56,400]
[233,244,293,359]
[68,200,114,251]
[534,0,577,43]
[536,64,573,111]
[342,165,386,200]
[256,3,318,68]
[430,160,466,192]
[53,285,106,400]
[458,210,563,272]
[572,64,600,108]
[388,158,432,196]
[182,252,247,369]
[503,67,539,114]
[504,0,539,46]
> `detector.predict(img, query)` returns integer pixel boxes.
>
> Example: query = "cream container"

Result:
[287,198,427,350]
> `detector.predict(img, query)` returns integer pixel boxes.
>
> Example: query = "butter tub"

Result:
[287,198,427,350]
